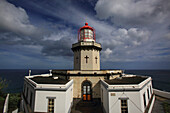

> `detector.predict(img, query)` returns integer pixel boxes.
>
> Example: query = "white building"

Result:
[101,75,155,113]
[22,74,73,113]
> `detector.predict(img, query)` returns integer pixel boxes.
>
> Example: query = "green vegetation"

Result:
[8,93,21,113]
[0,77,8,95]
[163,102,170,113]
[0,77,7,112]
[0,77,21,113]
[0,95,5,112]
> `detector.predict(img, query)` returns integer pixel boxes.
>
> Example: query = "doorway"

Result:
[82,80,92,101]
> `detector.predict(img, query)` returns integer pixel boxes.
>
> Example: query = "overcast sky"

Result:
[0,0,170,69]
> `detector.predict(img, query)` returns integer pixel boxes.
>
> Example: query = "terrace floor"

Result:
[71,98,103,113]
[152,96,170,113]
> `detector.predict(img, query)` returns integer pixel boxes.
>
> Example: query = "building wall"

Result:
[70,76,105,98]
[23,77,73,113]
[23,79,35,112]
[101,78,154,113]
[65,84,73,113]
[101,83,109,113]
[108,91,141,113]
[34,84,73,113]
[73,50,80,70]
[72,41,101,71]
[34,90,66,113]
[74,48,100,70]
[81,48,100,70]
[139,80,153,112]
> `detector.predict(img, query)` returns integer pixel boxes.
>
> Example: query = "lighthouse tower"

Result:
[72,23,102,70]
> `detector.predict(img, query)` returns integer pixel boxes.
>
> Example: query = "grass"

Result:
[163,102,170,113]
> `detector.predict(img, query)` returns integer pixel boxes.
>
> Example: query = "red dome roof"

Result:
[80,22,94,31]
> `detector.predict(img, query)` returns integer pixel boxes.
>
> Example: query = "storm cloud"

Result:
[0,0,170,69]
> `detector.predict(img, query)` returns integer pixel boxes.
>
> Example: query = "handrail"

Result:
[153,88,170,99]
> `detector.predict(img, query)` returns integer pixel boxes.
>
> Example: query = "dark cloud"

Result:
[95,0,170,27]
[0,0,170,69]
[0,0,39,36]
[41,37,74,57]
[0,0,77,58]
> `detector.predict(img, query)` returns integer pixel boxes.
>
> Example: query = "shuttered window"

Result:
[121,100,128,113]
[48,98,54,113]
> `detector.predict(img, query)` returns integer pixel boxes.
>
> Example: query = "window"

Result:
[121,100,128,113]
[143,93,146,108]
[80,29,93,39]
[76,56,78,63]
[30,92,33,108]
[147,88,150,100]
[48,98,54,113]
[26,87,28,98]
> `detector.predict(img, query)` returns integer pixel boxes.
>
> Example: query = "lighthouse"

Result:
[22,22,155,113]
[72,22,102,70]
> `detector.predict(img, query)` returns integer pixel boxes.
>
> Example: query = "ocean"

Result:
[0,69,49,93]
[125,70,170,92]
[0,69,170,93]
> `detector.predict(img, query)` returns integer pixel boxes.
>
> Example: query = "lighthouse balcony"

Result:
[72,41,102,50]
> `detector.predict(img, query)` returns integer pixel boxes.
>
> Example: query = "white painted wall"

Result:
[65,84,73,113]
[34,90,66,113]
[34,81,73,113]
[108,91,141,113]
[140,80,153,112]
[101,76,154,113]
[101,84,109,113]
[23,75,73,113]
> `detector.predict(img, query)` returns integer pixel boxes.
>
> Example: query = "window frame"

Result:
[30,91,33,108]
[82,80,92,101]
[26,87,28,98]
[47,98,55,113]
[120,99,128,113]
[150,86,152,94]
[147,88,150,100]
[143,93,146,108]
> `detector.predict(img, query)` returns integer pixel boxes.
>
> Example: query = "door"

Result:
[82,80,92,101]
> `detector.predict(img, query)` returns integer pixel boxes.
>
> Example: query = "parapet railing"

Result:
[153,88,170,99]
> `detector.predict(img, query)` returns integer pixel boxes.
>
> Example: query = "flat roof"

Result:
[30,76,69,84]
[105,76,148,85]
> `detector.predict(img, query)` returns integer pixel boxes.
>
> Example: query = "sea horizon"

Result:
[0,69,170,93]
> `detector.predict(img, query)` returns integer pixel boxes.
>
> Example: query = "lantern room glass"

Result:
[80,29,93,41]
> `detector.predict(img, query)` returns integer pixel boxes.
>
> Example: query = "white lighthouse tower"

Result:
[72,22,102,70]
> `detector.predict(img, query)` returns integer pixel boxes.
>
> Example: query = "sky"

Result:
[0,0,170,69]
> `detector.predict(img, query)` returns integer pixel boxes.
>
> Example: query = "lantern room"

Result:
[78,22,96,42]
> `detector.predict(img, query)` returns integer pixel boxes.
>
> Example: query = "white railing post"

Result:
[49,70,52,75]
[3,93,9,113]
[29,70,31,76]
